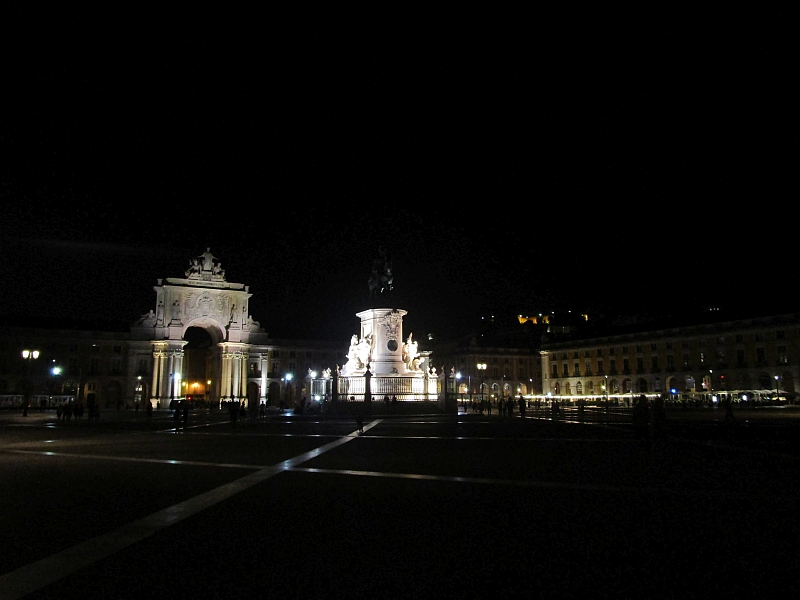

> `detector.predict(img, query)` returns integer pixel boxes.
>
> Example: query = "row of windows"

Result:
[556,331,790,360]
[553,347,791,377]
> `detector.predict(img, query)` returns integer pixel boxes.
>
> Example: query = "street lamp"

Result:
[477,363,487,407]
[21,349,40,416]
[284,372,294,408]
[775,375,781,398]
[455,372,462,407]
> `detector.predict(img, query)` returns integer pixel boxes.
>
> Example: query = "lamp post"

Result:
[775,375,781,399]
[21,349,40,416]
[455,372,462,408]
[50,364,62,409]
[477,363,487,408]
[284,372,294,410]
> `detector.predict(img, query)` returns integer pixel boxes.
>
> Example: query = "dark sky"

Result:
[2,19,796,342]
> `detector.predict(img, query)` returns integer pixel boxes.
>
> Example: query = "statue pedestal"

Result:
[356,308,408,376]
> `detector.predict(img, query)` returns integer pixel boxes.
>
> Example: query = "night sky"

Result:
[2,19,796,342]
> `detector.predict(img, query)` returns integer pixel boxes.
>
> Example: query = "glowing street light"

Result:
[477,363,487,407]
[21,349,40,416]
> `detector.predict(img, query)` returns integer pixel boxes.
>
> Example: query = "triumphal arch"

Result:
[130,248,267,407]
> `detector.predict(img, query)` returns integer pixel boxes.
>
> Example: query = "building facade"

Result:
[541,312,800,404]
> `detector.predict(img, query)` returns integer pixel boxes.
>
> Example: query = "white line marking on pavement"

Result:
[0,419,382,600]
[289,467,798,501]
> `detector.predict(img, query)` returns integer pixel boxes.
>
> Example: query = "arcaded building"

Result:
[540,311,800,404]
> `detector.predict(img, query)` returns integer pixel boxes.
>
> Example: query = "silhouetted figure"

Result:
[357,414,364,434]
[632,395,651,447]
[723,398,736,423]
[518,396,526,418]
[651,396,668,445]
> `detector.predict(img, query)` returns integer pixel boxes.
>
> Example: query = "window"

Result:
[137,359,149,375]
[573,362,580,377]
[778,346,788,364]
[249,362,258,375]
[682,341,689,348]
[562,364,569,377]
[572,351,579,359]
[756,348,766,363]
[650,343,658,351]
[610,359,616,372]
[735,334,743,343]
[272,351,281,358]
[551,364,558,378]
[682,354,690,367]
[272,361,281,373]
[110,359,122,375]
[622,346,628,354]
[776,330,785,339]
[755,333,764,342]
[89,358,100,375]
[623,358,630,372]
[597,349,603,356]
[651,356,659,370]
[666,355,674,369]
[636,345,643,353]
[736,349,745,365]
[609,348,615,355]
[699,352,706,364]
[637,357,644,372]
[584,350,591,358]
[113,345,122,354]
[585,361,592,375]
[289,351,296,359]
[666,342,673,350]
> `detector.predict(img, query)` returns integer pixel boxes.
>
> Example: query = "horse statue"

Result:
[368,255,394,300]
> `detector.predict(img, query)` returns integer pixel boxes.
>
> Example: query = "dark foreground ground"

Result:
[0,406,797,599]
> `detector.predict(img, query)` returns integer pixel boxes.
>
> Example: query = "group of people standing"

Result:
[56,398,101,421]
[469,396,529,417]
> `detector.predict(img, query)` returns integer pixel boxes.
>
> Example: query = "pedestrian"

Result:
[518,395,526,418]
[146,400,153,422]
[356,414,364,434]
[632,395,651,447]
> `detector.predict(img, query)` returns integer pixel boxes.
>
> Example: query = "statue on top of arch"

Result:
[185,248,226,281]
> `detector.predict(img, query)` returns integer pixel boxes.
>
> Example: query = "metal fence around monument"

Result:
[322,375,440,402]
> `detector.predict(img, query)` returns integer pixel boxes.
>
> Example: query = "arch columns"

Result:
[220,343,251,405]
[150,340,188,407]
